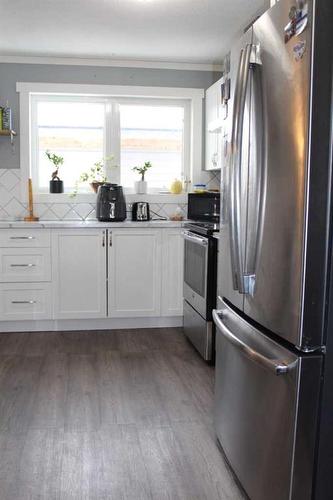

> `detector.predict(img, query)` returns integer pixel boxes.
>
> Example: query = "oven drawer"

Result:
[0,229,51,248]
[0,248,51,282]
[184,282,207,319]
[183,300,213,361]
[0,283,52,320]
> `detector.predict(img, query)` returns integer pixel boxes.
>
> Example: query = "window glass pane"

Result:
[184,239,206,296]
[36,100,105,192]
[120,104,184,189]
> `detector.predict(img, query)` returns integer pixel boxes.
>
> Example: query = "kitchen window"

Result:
[119,102,187,190]
[31,95,108,194]
[17,83,202,201]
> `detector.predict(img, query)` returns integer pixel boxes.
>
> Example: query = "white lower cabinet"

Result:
[108,229,162,317]
[161,229,184,316]
[0,226,183,324]
[52,229,107,319]
[0,247,51,283]
[0,282,52,320]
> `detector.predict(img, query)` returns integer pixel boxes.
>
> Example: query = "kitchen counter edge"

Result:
[0,220,184,229]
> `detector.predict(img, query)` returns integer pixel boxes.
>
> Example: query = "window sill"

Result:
[33,192,188,204]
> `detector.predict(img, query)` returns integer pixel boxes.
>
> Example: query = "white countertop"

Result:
[0,219,184,229]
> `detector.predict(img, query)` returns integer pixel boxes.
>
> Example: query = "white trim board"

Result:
[16,82,205,99]
[1,55,223,72]
[0,316,183,332]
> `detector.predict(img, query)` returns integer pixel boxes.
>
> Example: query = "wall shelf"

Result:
[0,130,16,137]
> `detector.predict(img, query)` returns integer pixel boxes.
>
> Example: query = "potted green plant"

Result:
[45,150,64,193]
[71,156,116,196]
[79,159,108,193]
[132,161,152,194]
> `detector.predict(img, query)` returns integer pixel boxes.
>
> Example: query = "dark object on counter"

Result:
[96,183,127,222]
[49,178,64,193]
[187,192,220,222]
[132,202,150,221]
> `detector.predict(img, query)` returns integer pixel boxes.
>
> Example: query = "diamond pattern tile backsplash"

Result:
[0,169,220,221]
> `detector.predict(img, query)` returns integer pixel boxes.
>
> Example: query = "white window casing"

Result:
[17,82,204,203]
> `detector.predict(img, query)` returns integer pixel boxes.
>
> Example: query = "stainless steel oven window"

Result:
[183,232,208,297]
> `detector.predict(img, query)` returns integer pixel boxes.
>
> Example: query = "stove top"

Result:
[184,221,220,236]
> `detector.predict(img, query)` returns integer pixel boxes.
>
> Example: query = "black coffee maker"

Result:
[96,184,127,222]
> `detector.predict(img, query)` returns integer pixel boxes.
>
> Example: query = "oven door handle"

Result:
[182,231,208,246]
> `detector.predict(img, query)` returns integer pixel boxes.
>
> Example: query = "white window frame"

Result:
[117,97,190,193]
[30,94,120,194]
[17,82,204,203]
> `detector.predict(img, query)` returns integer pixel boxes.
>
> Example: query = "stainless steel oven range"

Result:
[183,193,220,361]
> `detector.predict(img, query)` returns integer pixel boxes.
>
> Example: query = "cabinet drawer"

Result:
[0,248,51,282]
[0,283,52,320]
[0,229,50,248]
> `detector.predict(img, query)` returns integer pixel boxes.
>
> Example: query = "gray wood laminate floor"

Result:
[0,328,245,500]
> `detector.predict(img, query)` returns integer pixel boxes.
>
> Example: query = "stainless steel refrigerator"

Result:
[213,0,333,499]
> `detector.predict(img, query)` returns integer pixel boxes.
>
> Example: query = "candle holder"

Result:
[24,178,39,222]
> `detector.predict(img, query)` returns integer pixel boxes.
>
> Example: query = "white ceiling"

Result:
[0,0,269,66]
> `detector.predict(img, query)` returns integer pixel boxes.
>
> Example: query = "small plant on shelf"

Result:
[132,161,153,194]
[71,156,116,196]
[45,150,64,193]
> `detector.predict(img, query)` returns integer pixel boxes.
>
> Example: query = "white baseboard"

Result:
[0,316,183,333]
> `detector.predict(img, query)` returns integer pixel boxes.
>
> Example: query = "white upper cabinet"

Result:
[52,229,107,319]
[205,77,223,172]
[205,73,231,172]
[161,229,184,316]
[108,229,162,317]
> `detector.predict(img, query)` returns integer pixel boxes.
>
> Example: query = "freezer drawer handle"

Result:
[213,310,291,376]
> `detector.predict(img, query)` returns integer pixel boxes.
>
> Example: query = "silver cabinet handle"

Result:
[213,309,293,376]
[109,231,112,247]
[11,300,37,304]
[10,264,36,267]
[211,152,218,167]
[10,236,35,240]
[182,231,208,246]
[102,231,105,247]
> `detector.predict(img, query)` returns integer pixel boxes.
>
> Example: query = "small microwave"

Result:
[187,192,220,222]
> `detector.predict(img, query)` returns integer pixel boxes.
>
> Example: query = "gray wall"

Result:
[0,63,221,169]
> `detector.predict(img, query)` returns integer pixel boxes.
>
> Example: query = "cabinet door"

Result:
[0,283,52,321]
[205,77,223,171]
[161,229,184,316]
[205,79,221,124]
[52,230,107,319]
[0,229,51,248]
[0,247,51,282]
[108,229,161,317]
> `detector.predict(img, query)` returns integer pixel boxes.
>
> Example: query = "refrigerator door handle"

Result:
[229,43,252,293]
[213,309,294,375]
[243,55,265,296]
[229,47,245,290]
